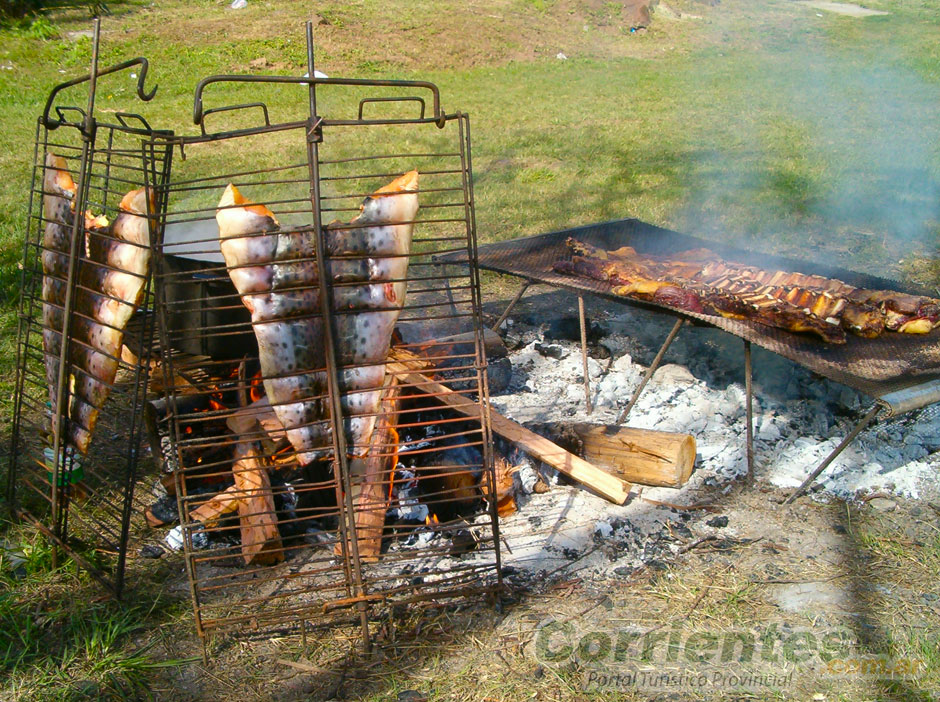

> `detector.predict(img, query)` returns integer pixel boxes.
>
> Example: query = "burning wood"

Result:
[230,440,283,565]
[144,332,699,567]
[388,350,632,504]
[483,455,523,517]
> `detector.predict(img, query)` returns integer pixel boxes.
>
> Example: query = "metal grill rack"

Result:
[440,219,940,500]
[146,28,500,645]
[6,26,173,596]
[8,22,500,649]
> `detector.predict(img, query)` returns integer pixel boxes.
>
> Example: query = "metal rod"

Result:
[440,262,459,316]
[303,19,371,652]
[305,20,317,120]
[7,119,44,508]
[458,113,502,588]
[744,339,754,483]
[616,317,685,424]
[783,404,881,505]
[113,139,169,598]
[50,17,102,556]
[492,281,531,332]
[578,294,592,414]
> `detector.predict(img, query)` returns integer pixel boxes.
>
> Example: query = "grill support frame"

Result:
[7,18,172,597]
[465,220,940,500]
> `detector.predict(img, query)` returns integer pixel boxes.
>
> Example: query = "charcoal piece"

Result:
[148,494,179,525]
[449,529,477,556]
[398,691,428,702]
[139,544,165,559]
[706,515,729,528]
[544,316,604,343]
[535,342,566,359]
[303,526,333,546]
[589,343,613,360]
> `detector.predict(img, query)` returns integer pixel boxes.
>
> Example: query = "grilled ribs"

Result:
[553,238,940,344]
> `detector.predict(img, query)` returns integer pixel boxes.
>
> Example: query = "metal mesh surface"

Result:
[148,78,501,642]
[8,109,171,595]
[441,219,940,398]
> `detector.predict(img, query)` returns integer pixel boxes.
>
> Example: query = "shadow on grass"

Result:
[835,506,939,702]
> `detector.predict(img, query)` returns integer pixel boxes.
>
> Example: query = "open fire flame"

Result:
[249,371,264,404]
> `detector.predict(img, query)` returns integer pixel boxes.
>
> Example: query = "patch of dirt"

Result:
[137,482,939,701]
[796,1,889,18]
[104,0,716,74]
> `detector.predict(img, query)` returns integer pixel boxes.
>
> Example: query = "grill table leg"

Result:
[783,404,881,505]
[578,294,593,414]
[492,280,533,332]
[744,340,754,483]
[438,262,459,317]
[616,318,686,424]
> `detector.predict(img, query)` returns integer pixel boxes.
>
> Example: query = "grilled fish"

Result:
[217,171,419,463]
[67,188,153,453]
[39,156,153,453]
[40,154,78,416]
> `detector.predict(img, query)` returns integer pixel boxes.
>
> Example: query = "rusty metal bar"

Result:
[616,317,686,424]
[49,18,104,554]
[744,339,754,483]
[303,21,372,650]
[578,294,593,414]
[783,404,881,505]
[492,280,533,332]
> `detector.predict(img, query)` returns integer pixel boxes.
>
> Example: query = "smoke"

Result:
[676,8,940,268]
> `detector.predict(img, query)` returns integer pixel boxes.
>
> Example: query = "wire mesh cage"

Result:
[146,39,501,643]
[6,51,173,595]
[8,22,501,646]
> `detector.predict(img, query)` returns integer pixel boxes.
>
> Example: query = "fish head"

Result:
[216,183,280,238]
[120,187,156,216]
[44,153,77,200]
[356,170,419,225]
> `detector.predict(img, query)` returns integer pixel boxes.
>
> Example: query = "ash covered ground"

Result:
[468,289,940,582]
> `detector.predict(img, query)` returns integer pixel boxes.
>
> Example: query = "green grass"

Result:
[1,1,940,698]
[0,523,194,701]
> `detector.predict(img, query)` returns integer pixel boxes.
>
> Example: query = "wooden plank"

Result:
[231,441,284,566]
[189,483,241,525]
[341,377,401,562]
[393,365,631,505]
[226,396,286,441]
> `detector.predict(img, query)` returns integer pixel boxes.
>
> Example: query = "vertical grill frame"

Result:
[143,30,501,644]
[6,39,173,596]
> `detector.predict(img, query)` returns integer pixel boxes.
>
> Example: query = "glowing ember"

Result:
[249,371,264,403]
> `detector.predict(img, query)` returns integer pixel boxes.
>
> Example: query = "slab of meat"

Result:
[68,188,153,454]
[40,153,77,417]
[553,238,940,344]
[40,154,153,454]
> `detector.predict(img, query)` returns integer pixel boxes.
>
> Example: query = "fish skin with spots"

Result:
[40,154,154,455]
[217,171,419,463]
